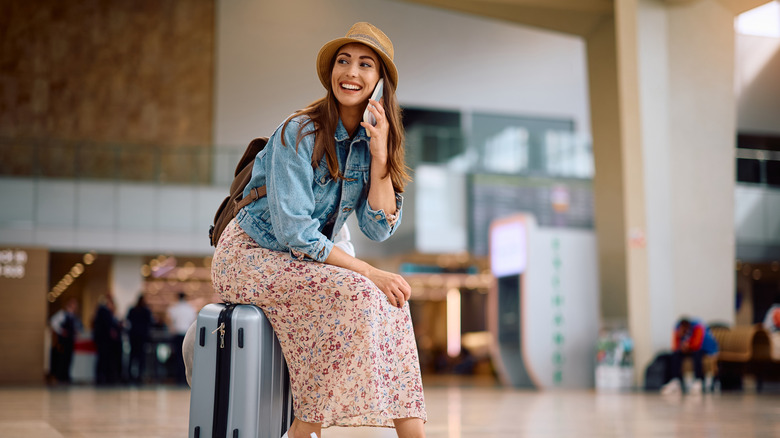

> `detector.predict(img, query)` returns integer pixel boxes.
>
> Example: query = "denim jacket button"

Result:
[374,214,382,220]
[320,176,327,184]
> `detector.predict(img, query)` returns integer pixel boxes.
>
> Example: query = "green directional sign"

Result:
[551,237,564,386]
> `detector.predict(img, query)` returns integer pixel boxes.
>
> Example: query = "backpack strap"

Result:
[236,186,267,211]
[239,134,325,211]
[210,132,327,247]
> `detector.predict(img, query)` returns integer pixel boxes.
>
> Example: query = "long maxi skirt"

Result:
[211,219,427,428]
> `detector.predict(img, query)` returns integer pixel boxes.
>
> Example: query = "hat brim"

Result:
[316,37,398,90]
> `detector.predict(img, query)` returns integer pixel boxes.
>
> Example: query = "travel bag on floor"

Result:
[188,303,293,438]
[643,352,672,391]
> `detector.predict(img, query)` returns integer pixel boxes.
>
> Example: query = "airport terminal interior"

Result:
[1,0,780,437]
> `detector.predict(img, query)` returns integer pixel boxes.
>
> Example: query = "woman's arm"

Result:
[361,98,398,216]
[333,224,355,257]
[325,245,410,308]
[265,118,334,262]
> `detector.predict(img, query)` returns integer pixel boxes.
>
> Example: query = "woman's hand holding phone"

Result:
[362,79,384,128]
[361,78,396,216]
[361,79,389,165]
[361,79,385,139]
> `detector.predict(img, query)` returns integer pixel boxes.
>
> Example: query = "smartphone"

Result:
[362,78,384,127]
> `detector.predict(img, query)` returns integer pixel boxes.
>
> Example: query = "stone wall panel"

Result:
[0,0,215,183]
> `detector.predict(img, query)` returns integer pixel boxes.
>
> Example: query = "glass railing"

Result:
[736,148,780,188]
[0,137,245,187]
[6,136,772,189]
[406,124,593,179]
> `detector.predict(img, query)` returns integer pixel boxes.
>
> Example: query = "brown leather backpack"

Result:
[208,135,326,247]
[208,137,269,247]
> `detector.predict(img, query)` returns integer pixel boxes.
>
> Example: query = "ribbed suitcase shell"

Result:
[189,303,293,438]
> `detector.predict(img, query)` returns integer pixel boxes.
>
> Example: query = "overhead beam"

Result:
[714,0,773,15]
[666,0,770,14]
[454,0,613,13]
[398,0,612,36]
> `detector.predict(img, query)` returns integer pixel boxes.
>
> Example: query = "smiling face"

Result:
[330,43,382,113]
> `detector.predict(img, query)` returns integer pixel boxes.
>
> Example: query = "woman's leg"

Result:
[287,418,321,438]
[393,417,425,438]
[213,221,426,428]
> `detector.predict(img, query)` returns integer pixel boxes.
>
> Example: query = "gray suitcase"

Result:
[188,303,293,438]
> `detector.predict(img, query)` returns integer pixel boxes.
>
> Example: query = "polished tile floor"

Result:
[1,378,779,438]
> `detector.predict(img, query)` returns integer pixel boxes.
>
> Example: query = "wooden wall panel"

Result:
[0,0,215,182]
[0,248,49,385]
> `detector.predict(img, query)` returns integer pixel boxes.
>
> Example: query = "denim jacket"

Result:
[236,115,403,262]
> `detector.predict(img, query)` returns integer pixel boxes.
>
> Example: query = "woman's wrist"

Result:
[371,162,391,182]
[356,263,373,280]
[371,153,388,169]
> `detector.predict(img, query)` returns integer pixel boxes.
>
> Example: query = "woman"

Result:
[211,22,427,438]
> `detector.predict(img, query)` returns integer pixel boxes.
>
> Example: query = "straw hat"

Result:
[316,22,398,90]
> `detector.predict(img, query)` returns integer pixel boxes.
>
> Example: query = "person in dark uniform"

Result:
[126,294,154,384]
[49,298,82,383]
[93,294,122,385]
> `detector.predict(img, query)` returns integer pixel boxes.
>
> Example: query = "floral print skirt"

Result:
[211,219,426,428]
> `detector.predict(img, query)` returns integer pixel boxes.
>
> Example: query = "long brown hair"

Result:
[281,48,410,193]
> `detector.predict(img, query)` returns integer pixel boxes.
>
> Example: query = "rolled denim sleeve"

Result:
[265,119,333,262]
[357,192,404,242]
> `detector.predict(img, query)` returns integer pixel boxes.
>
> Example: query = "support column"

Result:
[587,0,653,379]
[586,13,631,325]
[664,0,736,326]
[587,0,738,381]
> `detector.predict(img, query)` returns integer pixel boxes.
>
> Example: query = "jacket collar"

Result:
[335,119,368,144]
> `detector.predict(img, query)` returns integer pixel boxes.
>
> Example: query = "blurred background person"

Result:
[92,294,122,385]
[661,317,719,395]
[48,297,82,384]
[764,302,780,360]
[126,294,154,384]
[764,303,780,334]
[167,292,195,385]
